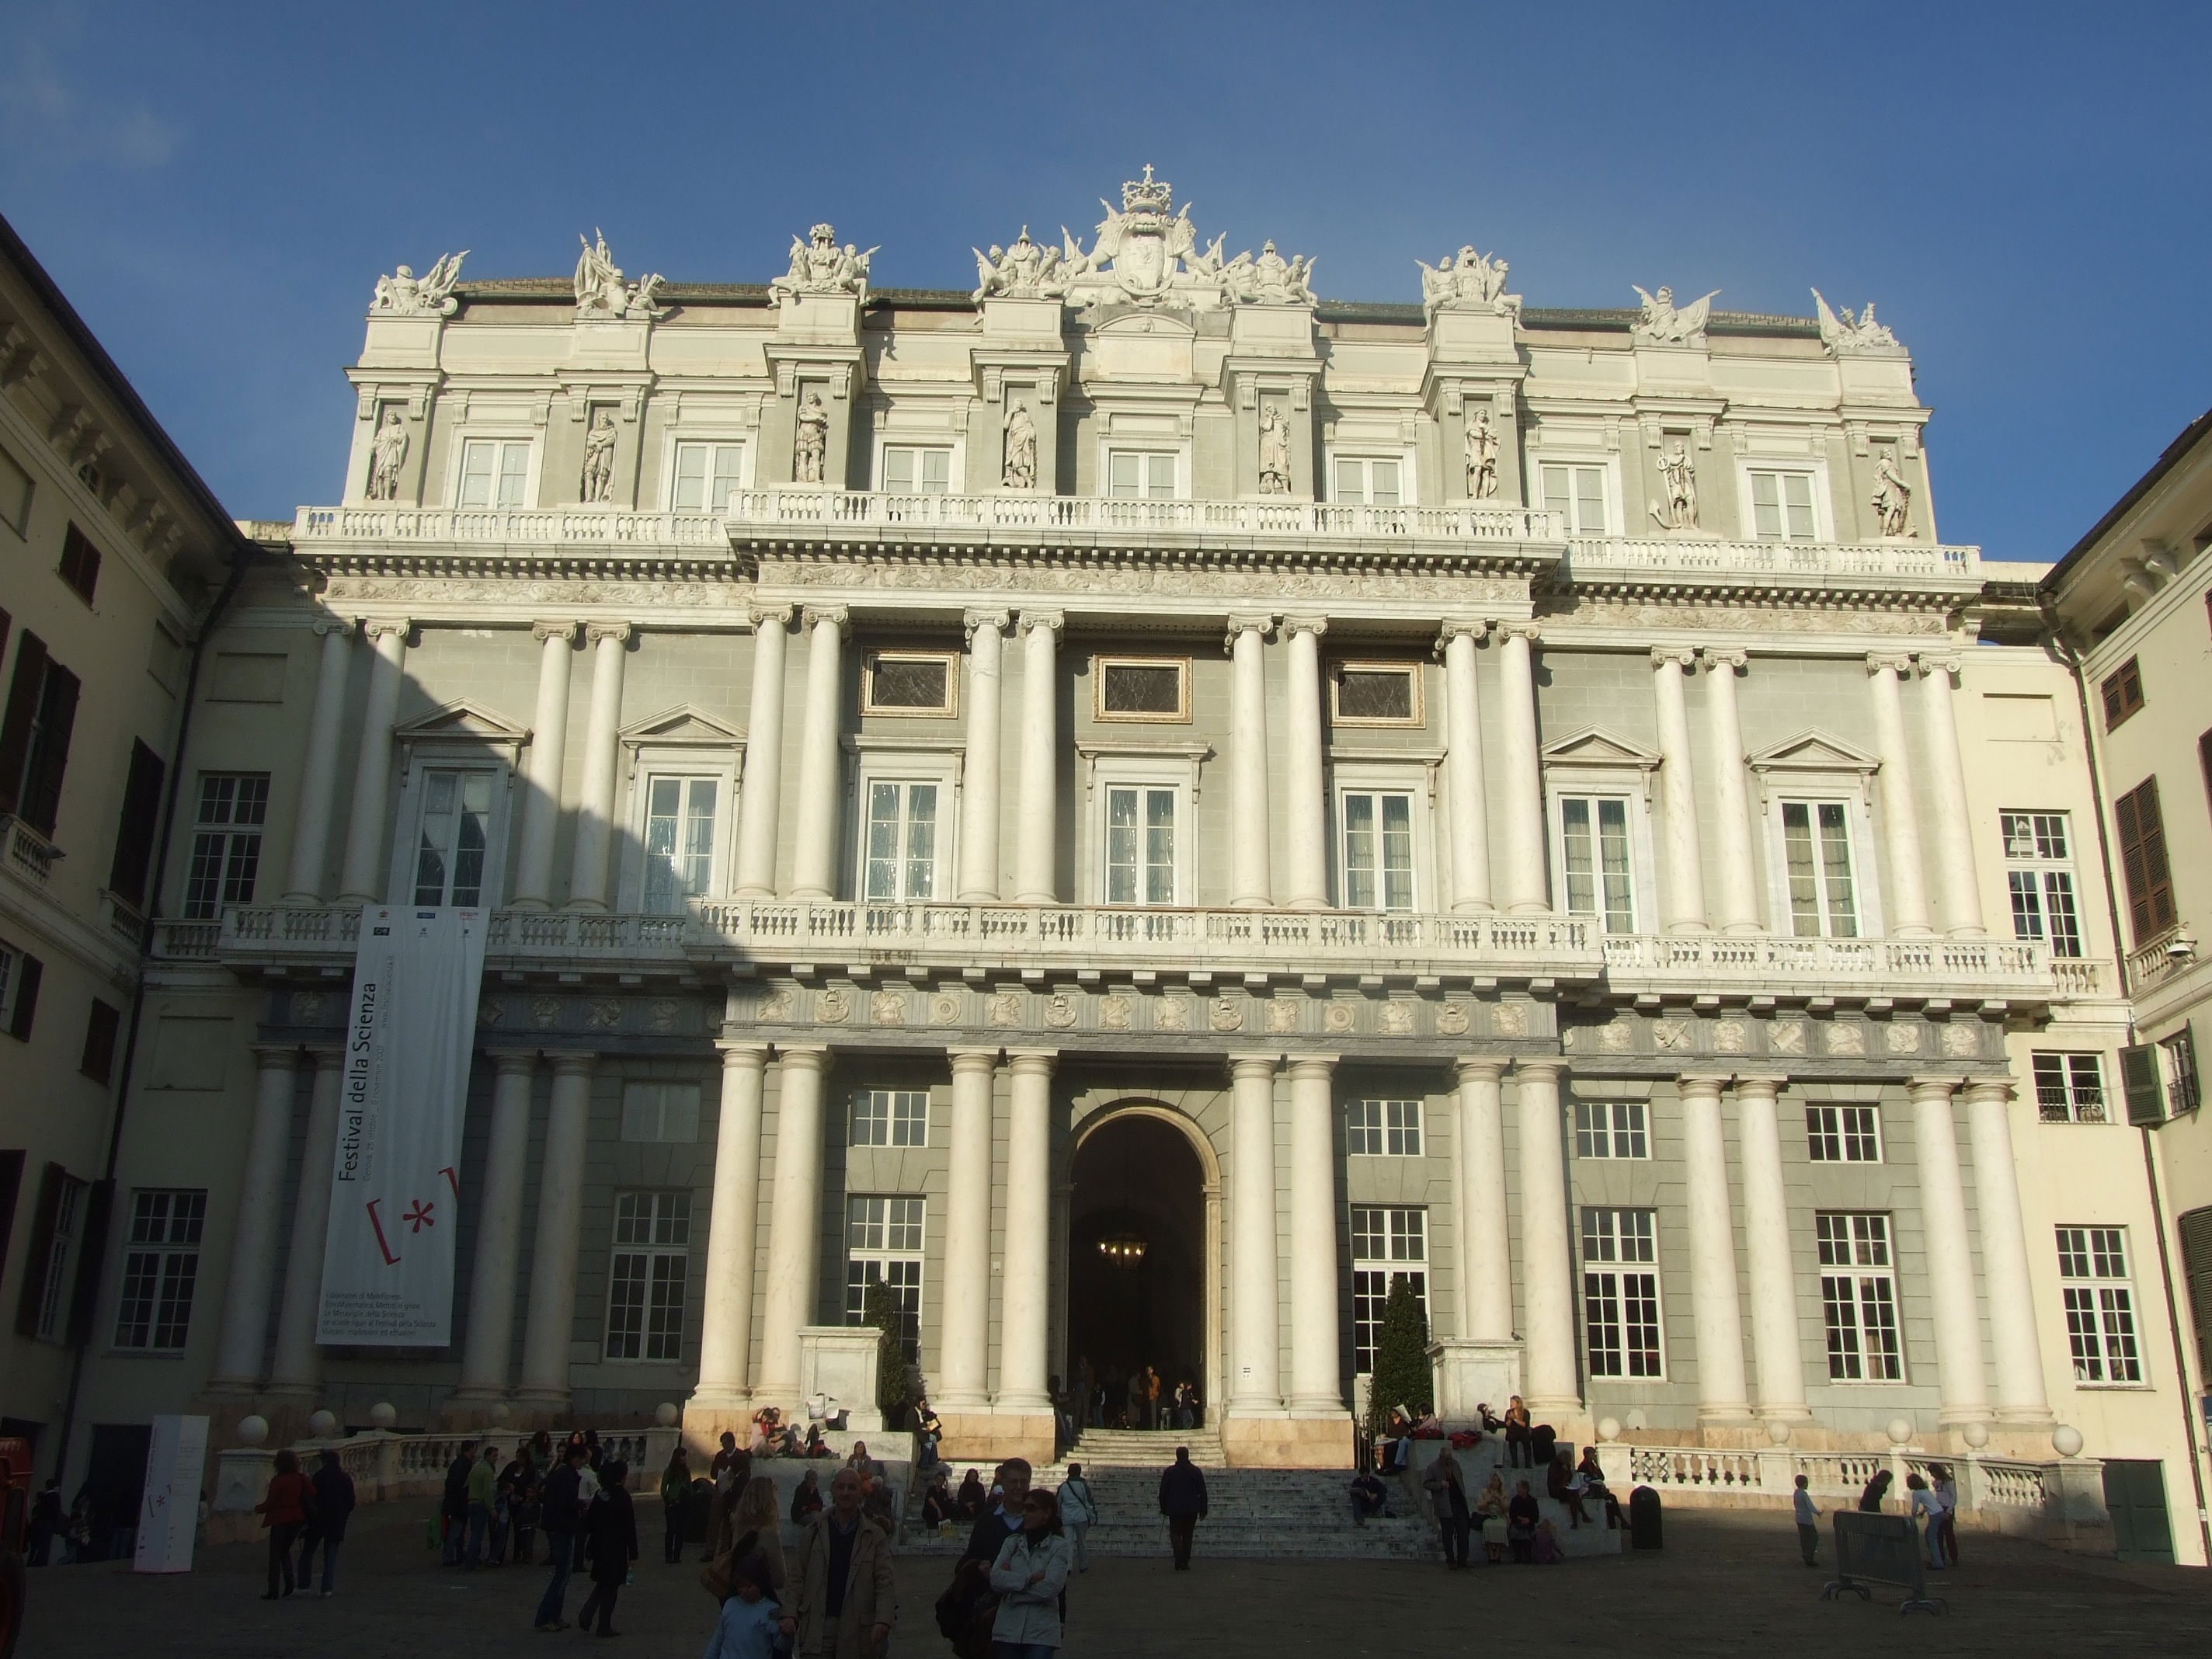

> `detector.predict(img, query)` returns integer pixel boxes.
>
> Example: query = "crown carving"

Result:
[1121,165,1173,216]
[809,223,836,243]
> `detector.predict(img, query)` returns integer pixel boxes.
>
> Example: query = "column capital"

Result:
[531,619,579,643]
[1699,648,1748,673]
[1866,650,1912,675]
[1511,1056,1566,1082]
[1907,1074,1966,1101]
[549,1051,598,1078]
[250,1042,304,1069]
[1016,608,1063,636]
[312,616,356,639]
[962,607,1010,642]
[714,1041,769,1070]
[1005,1048,1059,1073]
[1960,1077,2014,1105]
[1497,620,1541,645]
[1454,1056,1508,1084]
[1650,645,1698,670]
[746,602,794,630]
[776,1043,832,1070]
[363,617,412,642]
[1224,612,1277,650]
[487,1049,541,1076]
[1285,1053,1340,1078]
[1676,1072,1730,1098]
[1915,652,1963,678]
[1281,614,1329,639]
[304,1042,346,1066]
[947,1047,1002,1073]
[1226,1052,1283,1079]
[1435,617,1494,652]
[1730,1073,1786,1100]
[586,621,634,646]
[801,605,850,636]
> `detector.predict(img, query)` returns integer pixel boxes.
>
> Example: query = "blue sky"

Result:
[3,0,2205,562]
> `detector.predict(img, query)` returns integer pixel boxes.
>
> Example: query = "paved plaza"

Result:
[18,1502,2210,1658]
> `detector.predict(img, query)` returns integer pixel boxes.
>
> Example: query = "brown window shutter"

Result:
[57,523,101,605]
[2181,1205,2212,1377]
[106,739,165,908]
[0,1149,23,1282]
[65,1177,113,1345]
[79,997,122,1084]
[2116,778,2176,944]
[0,629,49,819]
[19,659,78,839]
[8,954,40,1040]
[12,1163,64,1337]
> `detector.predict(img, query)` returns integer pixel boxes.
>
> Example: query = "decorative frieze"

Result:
[1561,1008,1998,1069]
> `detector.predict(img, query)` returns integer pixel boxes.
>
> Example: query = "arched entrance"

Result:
[1066,1108,1213,1426]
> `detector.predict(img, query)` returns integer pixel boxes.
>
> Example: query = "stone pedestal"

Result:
[1428,1337,1524,1424]
[207,1445,277,1544]
[797,1325,884,1432]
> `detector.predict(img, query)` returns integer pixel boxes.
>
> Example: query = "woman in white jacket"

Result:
[989,1488,1074,1659]
[1056,1463,1098,1573]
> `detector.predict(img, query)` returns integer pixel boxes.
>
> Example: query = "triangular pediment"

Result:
[394,698,528,743]
[1541,725,1660,769]
[1747,729,1880,773]
[618,704,744,745]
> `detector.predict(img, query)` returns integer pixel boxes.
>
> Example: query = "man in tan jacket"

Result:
[784,1469,896,1657]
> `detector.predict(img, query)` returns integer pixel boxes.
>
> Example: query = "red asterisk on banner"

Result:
[403,1199,436,1232]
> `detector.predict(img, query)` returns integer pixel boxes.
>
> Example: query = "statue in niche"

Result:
[1002,401,1038,491]
[1465,408,1499,499]
[793,391,830,485]
[580,409,618,503]
[370,252,467,317]
[771,223,877,304]
[367,409,409,501]
[1257,403,1292,495]
[1418,245,1513,312]
[1872,449,1914,537]
[574,230,663,320]
[1632,283,1719,347]
[1650,440,1699,531]
[972,228,1067,303]
[1812,289,1902,355]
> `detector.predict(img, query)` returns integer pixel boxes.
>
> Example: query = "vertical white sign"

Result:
[134,1414,209,1574]
[317,906,488,1345]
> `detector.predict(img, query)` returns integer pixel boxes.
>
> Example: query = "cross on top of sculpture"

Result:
[1059,164,1317,310]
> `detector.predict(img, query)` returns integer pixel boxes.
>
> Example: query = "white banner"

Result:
[317,906,488,1345]
[134,1414,208,1573]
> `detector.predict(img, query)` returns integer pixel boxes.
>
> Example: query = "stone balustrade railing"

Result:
[2124,928,2199,996]
[293,505,728,548]
[1599,931,2050,997]
[1565,535,1982,586]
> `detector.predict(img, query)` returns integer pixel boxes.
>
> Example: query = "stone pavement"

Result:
[18,1499,2210,1658]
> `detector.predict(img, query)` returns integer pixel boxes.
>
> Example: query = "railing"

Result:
[152,919,222,958]
[1600,932,2050,993]
[2125,930,2198,996]
[2050,958,2107,997]
[1566,535,1982,585]
[1628,1446,1762,1490]
[293,506,728,548]
[1,816,60,888]
[1615,1444,2061,1518]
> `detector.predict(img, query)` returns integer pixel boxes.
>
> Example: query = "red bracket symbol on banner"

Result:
[441,1165,460,1197]
[365,1198,401,1266]
[403,1199,436,1233]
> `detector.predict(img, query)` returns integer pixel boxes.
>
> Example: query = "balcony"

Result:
[291,505,729,552]
[1599,931,2051,1002]
[1563,535,1982,592]
[1,815,61,890]
[2124,928,2200,997]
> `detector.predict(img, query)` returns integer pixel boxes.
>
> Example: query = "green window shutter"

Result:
[2179,1207,2212,1378]
[2119,1043,2165,1126]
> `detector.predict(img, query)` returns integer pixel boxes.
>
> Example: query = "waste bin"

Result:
[1629,1484,1663,1550]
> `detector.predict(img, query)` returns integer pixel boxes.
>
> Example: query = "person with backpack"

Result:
[1056,1462,1097,1573]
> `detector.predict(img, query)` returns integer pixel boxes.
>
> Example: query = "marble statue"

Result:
[574,231,664,320]
[1872,450,1913,537]
[771,224,876,304]
[1418,245,1513,312]
[1812,289,1903,355]
[1632,284,1718,347]
[972,228,1067,303]
[367,409,409,501]
[1217,239,1316,306]
[370,252,467,317]
[1003,401,1038,491]
[1061,165,1230,309]
[580,409,618,503]
[1651,440,1700,532]
[1465,408,1499,499]
[794,391,830,485]
[1257,403,1292,495]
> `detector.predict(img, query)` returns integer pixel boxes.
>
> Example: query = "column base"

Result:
[680,1395,756,1460]
[1695,1404,1758,1428]
[1522,1393,1584,1421]
[1937,1403,1995,1428]
[1754,1404,1816,1423]
[1286,1396,1348,1419]
[1220,1410,1352,1468]
[259,1382,321,1405]
[201,1375,261,1398]
[1993,1406,2055,1428]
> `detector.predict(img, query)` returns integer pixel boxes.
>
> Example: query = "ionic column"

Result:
[283,619,354,904]
[1438,622,1494,913]
[510,622,577,910]
[957,611,1008,902]
[1282,617,1329,910]
[1918,655,1987,937]
[452,1051,538,1403]
[936,1049,998,1410]
[1909,1077,1991,1424]
[1699,651,1762,934]
[1496,623,1548,914]
[265,1045,346,1397]
[998,1051,1056,1410]
[789,609,849,899]
[756,1047,830,1403]
[1011,611,1062,904]
[1286,1056,1342,1414]
[1868,654,1932,936]
[1734,1076,1809,1421]
[1964,1080,2051,1424]
[565,623,632,911]
[336,619,409,904]
[692,1044,768,1411]
[1228,1054,1283,1411]
[1678,1074,1751,1422]
[207,1045,301,1393]
[1454,1059,1512,1341]
[1227,615,1275,909]
[1515,1061,1579,1415]
[515,1053,596,1407]
[733,606,792,898]
[1651,648,1709,934]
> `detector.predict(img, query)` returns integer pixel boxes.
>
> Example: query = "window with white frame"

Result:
[1780,800,1859,937]
[1557,795,1637,934]
[1347,1099,1423,1157]
[881,445,951,495]
[1539,462,1609,534]
[1340,790,1415,911]
[1581,1207,1662,1378]
[1817,1212,1902,1380]
[671,440,746,513]
[1807,1103,1882,1163]
[846,1195,924,1361]
[112,1189,207,1351]
[412,769,495,906]
[861,780,941,903]
[2033,1053,2108,1124]
[1332,456,1403,505]
[2002,811,2083,958]
[1104,784,1179,905]
[1106,450,1177,499]
[1574,1099,1649,1159]
[606,1191,690,1362]
[642,777,718,913]
[621,1082,701,1143]
[851,1088,928,1148]
[864,652,956,716]
[457,438,532,509]
[183,773,269,920]
[1350,1205,1427,1373]
[1748,469,1820,541]
[2057,1226,2143,1384]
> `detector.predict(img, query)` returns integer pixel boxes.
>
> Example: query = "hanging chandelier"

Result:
[1097,1232,1148,1268]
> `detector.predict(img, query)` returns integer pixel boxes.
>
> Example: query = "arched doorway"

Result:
[1066,1109,1212,1426]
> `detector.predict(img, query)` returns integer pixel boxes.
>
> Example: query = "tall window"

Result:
[29,1170,87,1341]
[57,523,102,604]
[1333,457,1402,505]
[2033,1053,2108,1124]
[2099,657,2144,730]
[1574,1099,1649,1160]
[113,1189,207,1351]
[881,447,951,495]
[851,1089,928,1148]
[412,770,494,906]
[2057,1226,2142,1385]
[861,781,939,903]
[2113,778,2176,945]
[2002,811,2082,957]
[1104,785,1177,905]
[1341,791,1414,911]
[457,438,531,509]
[1107,451,1177,499]
[1748,470,1819,541]
[183,774,270,920]
[2165,1029,2202,1116]
[671,440,745,512]
[643,777,718,913]
[1539,462,1609,534]
[1781,801,1859,937]
[846,1196,924,1361]
[1346,1100,1422,1157]
[605,1191,690,1362]
[1817,1212,1902,1380]
[1350,1205,1427,1373]
[1558,795,1635,933]
[1581,1208,1662,1379]
[1807,1104,1882,1163]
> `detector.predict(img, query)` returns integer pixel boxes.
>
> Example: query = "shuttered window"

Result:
[106,739,166,909]
[0,632,81,836]
[2113,777,2176,944]
[57,523,102,605]
[2099,658,2144,729]
[2179,1205,2212,1379]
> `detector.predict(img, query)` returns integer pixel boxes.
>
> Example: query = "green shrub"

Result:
[1365,1275,1432,1439]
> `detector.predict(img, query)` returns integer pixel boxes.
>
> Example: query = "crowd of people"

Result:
[1066,1357,1201,1434]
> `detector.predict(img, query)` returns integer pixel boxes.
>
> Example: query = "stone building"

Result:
[56,176,2204,1553]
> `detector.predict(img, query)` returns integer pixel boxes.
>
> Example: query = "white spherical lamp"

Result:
[368,1401,398,1431]
[655,1402,681,1428]
[1595,1417,1621,1443]
[235,1414,270,1448]
[2052,1424,2084,1459]
[1885,1417,1914,1447]
[1960,1421,1990,1450]
[306,1410,339,1439]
